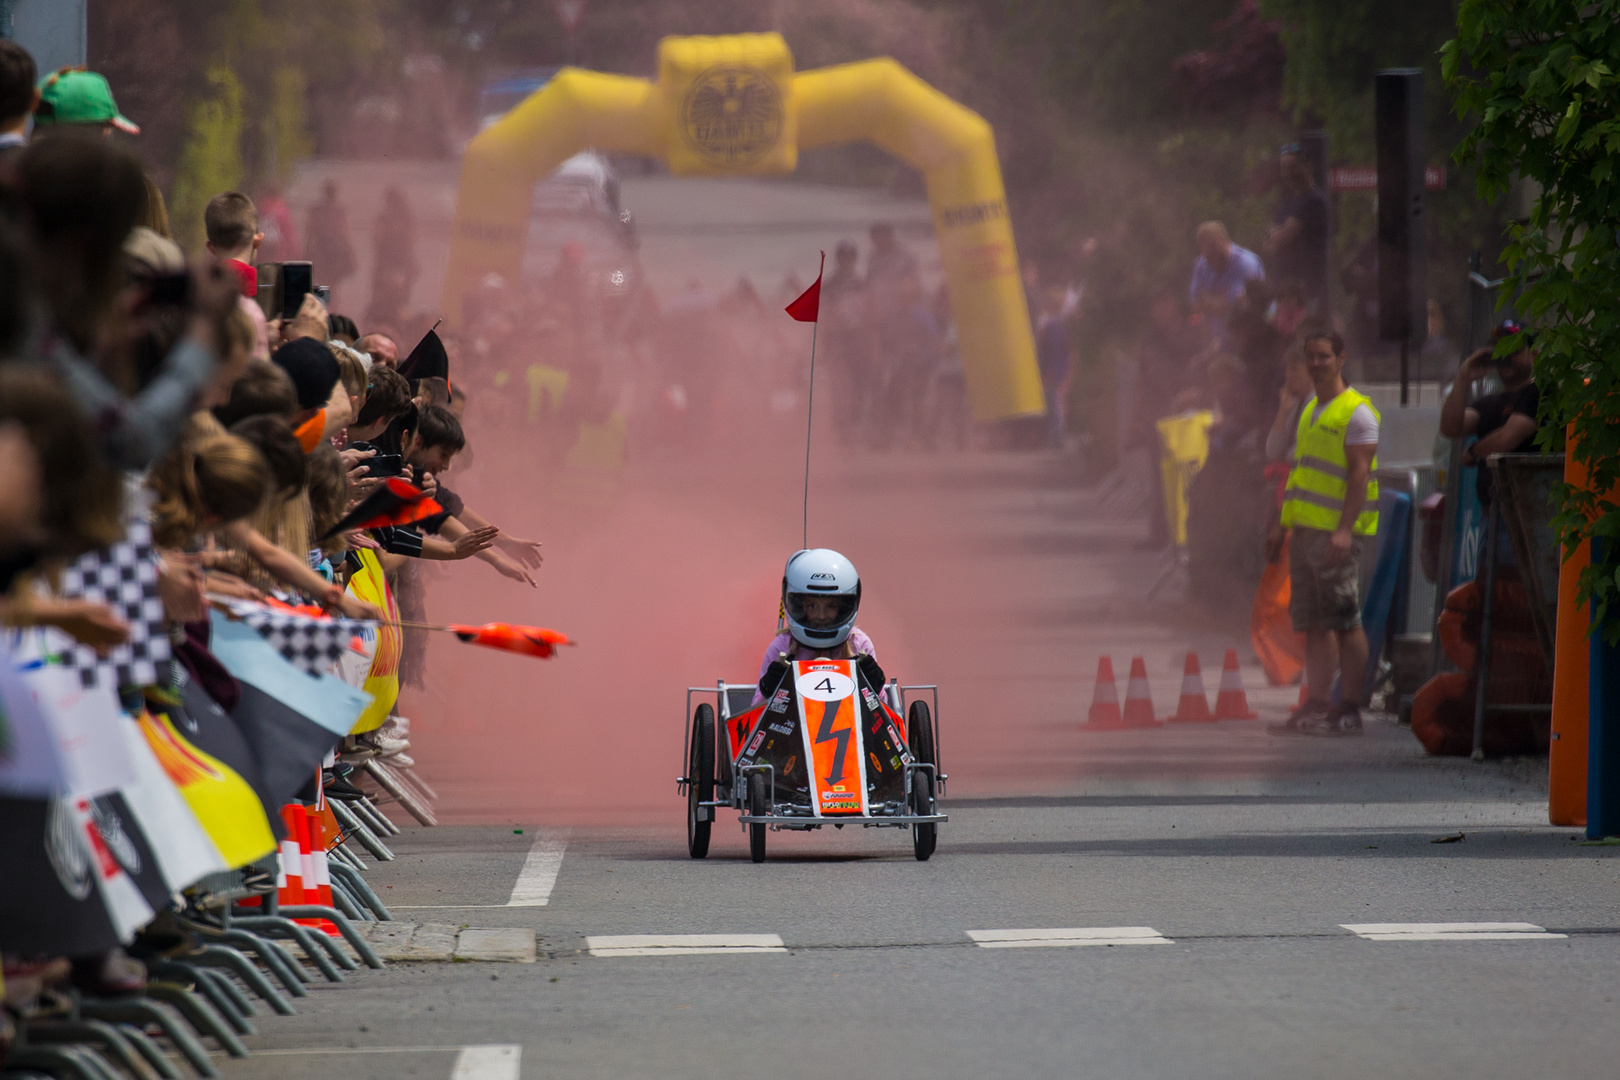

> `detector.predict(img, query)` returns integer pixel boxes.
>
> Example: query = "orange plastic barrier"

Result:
[1250,536,1305,686]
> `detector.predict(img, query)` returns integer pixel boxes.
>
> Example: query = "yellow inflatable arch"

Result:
[444,33,1044,422]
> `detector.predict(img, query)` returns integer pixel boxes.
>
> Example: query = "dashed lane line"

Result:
[252,1043,522,1080]
[507,831,569,907]
[587,934,788,957]
[1342,922,1568,941]
[969,927,1173,948]
[452,1045,522,1080]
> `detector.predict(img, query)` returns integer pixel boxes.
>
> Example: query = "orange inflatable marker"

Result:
[446,622,573,659]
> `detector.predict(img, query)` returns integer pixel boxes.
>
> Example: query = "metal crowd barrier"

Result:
[7,773,431,1080]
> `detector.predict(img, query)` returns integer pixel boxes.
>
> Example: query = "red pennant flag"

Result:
[446,622,573,659]
[319,478,444,539]
[784,252,825,322]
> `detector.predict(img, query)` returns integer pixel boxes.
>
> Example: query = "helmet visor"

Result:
[786,591,858,632]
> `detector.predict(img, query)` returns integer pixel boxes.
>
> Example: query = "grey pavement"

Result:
[234,768,1616,1080]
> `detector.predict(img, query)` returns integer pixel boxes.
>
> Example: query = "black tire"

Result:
[911,769,937,861]
[908,700,937,861]
[908,699,936,768]
[687,704,714,859]
[748,771,768,864]
[715,717,734,792]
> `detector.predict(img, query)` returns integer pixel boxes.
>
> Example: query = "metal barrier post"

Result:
[1471,498,1502,760]
[1589,537,1620,838]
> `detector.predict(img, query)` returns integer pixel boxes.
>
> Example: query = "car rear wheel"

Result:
[908,700,937,861]
[748,771,768,864]
[687,703,714,859]
[908,699,936,770]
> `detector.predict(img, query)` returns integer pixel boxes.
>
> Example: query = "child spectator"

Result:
[214,359,297,427]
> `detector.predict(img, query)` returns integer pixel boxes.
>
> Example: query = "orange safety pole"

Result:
[1549,431,1610,826]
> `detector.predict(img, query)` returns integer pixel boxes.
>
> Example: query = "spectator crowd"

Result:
[0,43,543,1041]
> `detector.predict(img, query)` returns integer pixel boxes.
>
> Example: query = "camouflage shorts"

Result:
[1288,527,1364,633]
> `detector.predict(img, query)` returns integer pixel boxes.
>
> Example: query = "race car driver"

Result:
[753,548,884,704]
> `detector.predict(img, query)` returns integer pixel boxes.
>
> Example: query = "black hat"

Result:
[271,337,340,410]
[398,326,448,385]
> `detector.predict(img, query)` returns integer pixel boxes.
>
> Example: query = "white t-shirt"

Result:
[1303,397,1379,446]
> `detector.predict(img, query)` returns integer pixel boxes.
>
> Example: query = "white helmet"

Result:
[782,548,861,650]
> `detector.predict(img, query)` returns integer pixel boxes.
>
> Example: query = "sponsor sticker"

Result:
[820,792,861,811]
[768,688,792,713]
[768,722,795,736]
[746,730,766,755]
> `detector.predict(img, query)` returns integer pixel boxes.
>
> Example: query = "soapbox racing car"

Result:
[679,657,945,863]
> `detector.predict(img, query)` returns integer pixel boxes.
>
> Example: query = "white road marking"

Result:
[452,1045,521,1080]
[587,934,787,957]
[254,1047,472,1055]
[507,831,568,907]
[253,1043,522,1080]
[1342,922,1567,941]
[969,927,1173,948]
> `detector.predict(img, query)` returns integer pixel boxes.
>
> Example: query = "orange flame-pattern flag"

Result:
[319,478,443,540]
[445,622,573,659]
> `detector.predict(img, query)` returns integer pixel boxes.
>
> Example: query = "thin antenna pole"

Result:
[802,318,820,550]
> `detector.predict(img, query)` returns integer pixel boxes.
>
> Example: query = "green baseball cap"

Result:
[35,68,140,134]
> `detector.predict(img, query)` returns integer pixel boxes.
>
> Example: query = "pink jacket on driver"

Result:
[751,629,875,706]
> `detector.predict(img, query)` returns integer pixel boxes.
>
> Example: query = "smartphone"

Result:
[367,453,404,478]
[314,285,331,304]
[280,261,313,320]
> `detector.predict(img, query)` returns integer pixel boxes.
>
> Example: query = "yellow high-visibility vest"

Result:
[1280,389,1380,535]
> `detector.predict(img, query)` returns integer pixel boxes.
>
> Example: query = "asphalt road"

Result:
[219,447,1616,1080]
[228,774,1618,1080]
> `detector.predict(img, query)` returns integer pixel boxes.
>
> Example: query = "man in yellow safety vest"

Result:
[1264,326,1379,736]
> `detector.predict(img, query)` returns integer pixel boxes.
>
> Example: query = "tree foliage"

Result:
[1444,0,1620,635]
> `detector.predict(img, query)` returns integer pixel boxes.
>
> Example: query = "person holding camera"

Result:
[1439,319,1540,509]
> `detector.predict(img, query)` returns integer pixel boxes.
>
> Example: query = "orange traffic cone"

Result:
[277,804,308,907]
[1170,652,1213,721]
[1087,656,1126,728]
[1122,656,1162,727]
[1213,649,1258,719]
[303,806,341,936]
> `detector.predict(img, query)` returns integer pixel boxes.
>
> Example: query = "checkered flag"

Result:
[216,598,376,676]
[58,515,171,690]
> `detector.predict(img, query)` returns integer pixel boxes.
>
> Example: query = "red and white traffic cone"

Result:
[1087,656,1126,728]
[277,804,308,907]
[1213,649,1258,719]
[1122,656,1162,727]
[303,807,341,936]
[1170,652,1213,721]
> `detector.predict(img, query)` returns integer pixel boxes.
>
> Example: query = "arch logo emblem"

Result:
[679,65,784,167]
